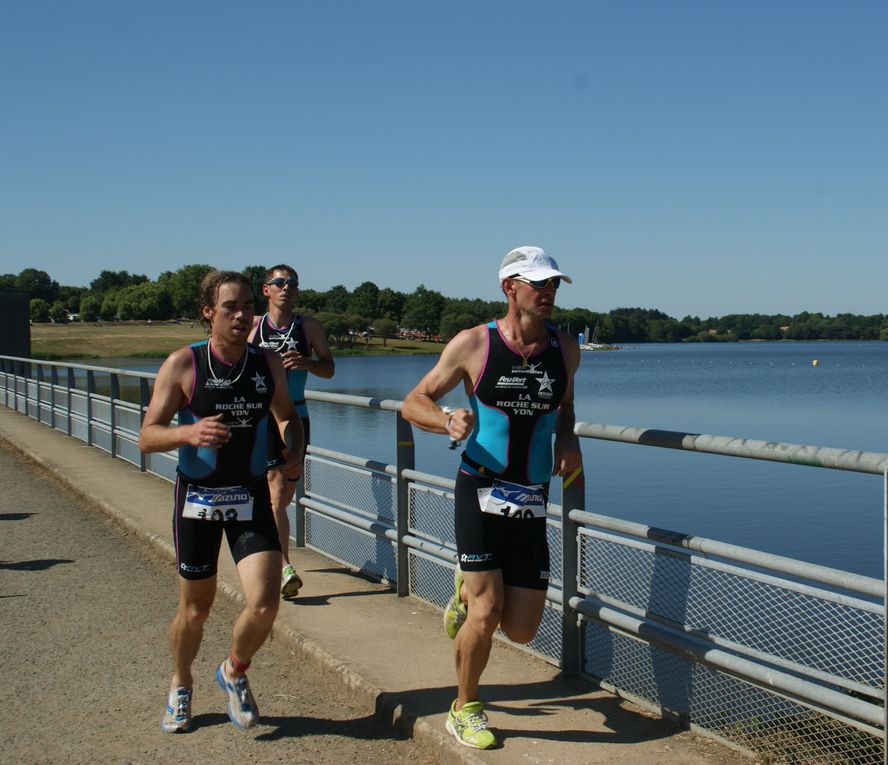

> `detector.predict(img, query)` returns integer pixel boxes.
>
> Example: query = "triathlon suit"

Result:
[455,320,568,589]
[253,312,311,467]
[173,341,280,579]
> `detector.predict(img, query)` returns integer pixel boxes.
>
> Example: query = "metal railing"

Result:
[1,354,885,765]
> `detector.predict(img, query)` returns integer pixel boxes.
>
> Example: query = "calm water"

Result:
[92,342,887,579]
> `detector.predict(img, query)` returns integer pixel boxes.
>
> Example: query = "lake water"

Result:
[90,342,888,579]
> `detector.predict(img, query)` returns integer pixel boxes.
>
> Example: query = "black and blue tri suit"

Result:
[173,340,280,579]
[252,313,311,466]
[455,320,568,589]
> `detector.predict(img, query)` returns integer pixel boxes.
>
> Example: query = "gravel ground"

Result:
[0,443,450,765]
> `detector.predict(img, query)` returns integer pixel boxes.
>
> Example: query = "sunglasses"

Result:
[511,276,561,290]
[266,277,299,289]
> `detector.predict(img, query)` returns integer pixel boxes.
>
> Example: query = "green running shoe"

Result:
[281,564,303,599]
[444,565,467,639]
[446,699,497,749]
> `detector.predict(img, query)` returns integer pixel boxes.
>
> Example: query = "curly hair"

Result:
[197,271,254,330]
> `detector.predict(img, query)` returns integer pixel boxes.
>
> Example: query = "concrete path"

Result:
[0,407,745,764]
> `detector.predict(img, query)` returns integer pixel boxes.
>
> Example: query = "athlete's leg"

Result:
[454,568,504,708]
[169,574,217,689]
[500,585,547,643]
[227,549,282,671]
[266,467,297,566]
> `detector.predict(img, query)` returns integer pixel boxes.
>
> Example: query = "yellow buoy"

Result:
[812,359,819,366]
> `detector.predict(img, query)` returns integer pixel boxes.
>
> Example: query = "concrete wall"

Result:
[0,291,31,358]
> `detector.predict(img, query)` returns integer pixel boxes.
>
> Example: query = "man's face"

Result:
[262,270,298,309]
[507,277,558,319]
[205,281,254,343]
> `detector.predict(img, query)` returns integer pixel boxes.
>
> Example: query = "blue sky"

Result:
[1,1,885,319]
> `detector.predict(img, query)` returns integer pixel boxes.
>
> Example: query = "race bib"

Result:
[478,480,547,519]
[183,485,254,522]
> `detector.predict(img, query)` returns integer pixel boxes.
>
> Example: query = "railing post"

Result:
[35,363,43,423]
[66,367,75,437]
[86,370,95,446]
[883,470,887,765]
[50,366,59,428]
[395,412,415,597]
[139,377,150,472]
[109,373,120,458]
[560,463,585,677]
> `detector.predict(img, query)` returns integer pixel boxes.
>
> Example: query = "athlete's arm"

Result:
[138,348,231,453]
[552,331,582,476]
[265,350,304,480]
[301,315,335,379]
[401,327,482,441]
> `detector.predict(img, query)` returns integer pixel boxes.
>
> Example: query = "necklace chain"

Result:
[518,341,538,368]
[207,340,248,385]
[258,313,296,353]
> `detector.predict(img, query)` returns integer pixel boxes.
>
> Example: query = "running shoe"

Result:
[215,661,258,729]
[161,686,193,733]
[445,699,497,749]
[443,565,467,639]
[280,564,303,599]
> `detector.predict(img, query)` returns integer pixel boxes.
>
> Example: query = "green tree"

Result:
[101,293,119,320]
[49,301,69,323]
[321,285,348,313]
[348,281,380,318]
[403,285,446,339]
[0,273,16,290]
[316,312,350,346]
[242,265,268,313]
[89,270,147,295]
[159,264,214,318]
[16,268,59,303]
[378,288,406,322]
[116,282,173,320]
[80,295,102,322]
[373,317,397,345]
[440,312,476,342]
[880,327,888,341]
[296,288,326,313]
[30,298,51,323]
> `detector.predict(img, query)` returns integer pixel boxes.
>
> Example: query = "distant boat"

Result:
[579,320,619,350]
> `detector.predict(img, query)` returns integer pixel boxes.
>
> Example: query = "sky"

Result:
[1,1,885,319]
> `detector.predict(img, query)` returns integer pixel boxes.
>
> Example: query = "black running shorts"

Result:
[453,469,551,590]
[172,476,281,580]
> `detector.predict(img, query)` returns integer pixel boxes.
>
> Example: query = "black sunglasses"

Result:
[266,277,299,289]
[511,276,561,290]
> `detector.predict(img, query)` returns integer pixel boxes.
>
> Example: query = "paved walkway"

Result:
[0,407,745,764]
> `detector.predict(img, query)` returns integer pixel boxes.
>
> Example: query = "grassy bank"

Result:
[29,321,444,360]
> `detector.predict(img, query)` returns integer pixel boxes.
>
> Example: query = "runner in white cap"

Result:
[402,246,581,749]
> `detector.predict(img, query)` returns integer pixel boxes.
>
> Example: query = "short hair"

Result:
[265,264,298,283]
[197,271,254,330]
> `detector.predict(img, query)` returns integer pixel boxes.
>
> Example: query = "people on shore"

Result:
[138,270,304,733]
[401,245,582,749]
[249,264,335,599]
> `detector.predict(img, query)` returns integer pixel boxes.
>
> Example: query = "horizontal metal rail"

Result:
[575,422,888,475]
[571,509,882,598]
[572,594,885,734]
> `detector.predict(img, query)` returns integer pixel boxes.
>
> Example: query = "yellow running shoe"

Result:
[446,699,497,749]
[443,566,467,639]
[281,564,303,599]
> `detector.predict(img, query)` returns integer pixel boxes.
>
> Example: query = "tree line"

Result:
[5,266,888,344]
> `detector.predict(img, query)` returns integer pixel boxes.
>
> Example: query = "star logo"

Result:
[284,337,299,351]
[252,372,267,393]
[537,372,554,394]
